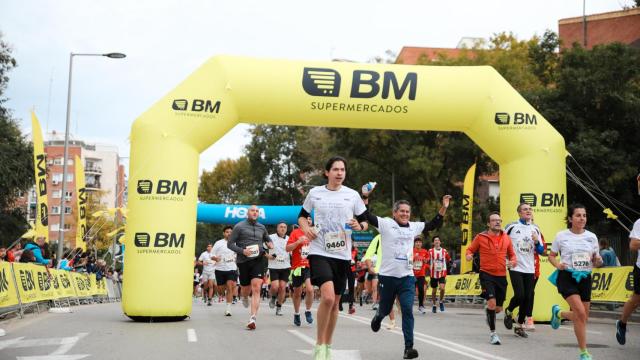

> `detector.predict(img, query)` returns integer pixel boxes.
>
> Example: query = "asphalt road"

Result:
[0,298,637,360]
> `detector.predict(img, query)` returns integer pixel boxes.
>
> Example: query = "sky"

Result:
[0,0,632,174]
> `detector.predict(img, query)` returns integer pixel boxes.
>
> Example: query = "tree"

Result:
[0,32,33,243]
[83,191,119,252]
[199,156,255,204]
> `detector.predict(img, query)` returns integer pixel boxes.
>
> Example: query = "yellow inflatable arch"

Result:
[123,56,567,320]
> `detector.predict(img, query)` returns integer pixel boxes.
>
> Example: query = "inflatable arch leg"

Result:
[123,56,568,320]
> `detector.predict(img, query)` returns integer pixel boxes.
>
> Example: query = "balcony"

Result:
[85,165,102,174]
[86,181,102,190]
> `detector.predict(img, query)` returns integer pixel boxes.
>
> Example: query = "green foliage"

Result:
[0,32,34,241]
[199,157,255,204]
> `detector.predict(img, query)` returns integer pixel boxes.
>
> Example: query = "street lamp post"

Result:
[57,52,126,265]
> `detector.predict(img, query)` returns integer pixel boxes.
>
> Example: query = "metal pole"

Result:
[583,0,587,47]
[57,52,75,264]
[111,169,119,268]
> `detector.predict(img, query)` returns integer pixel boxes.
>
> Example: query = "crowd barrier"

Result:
[443,266,635,315]
[0,262,119,317]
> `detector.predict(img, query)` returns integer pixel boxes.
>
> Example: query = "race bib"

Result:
[223,254,235,263]
[434,260,444,272]
[301,245,310,259]
[413,261,423,271]
[324,232,347,253]
[246,244,260,258]
[276,255,286,263]
[571,252,592,271]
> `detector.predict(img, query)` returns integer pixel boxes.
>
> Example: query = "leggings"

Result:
[506,270,534,324]
[415,276,426,307]
[526,276,538,317]
[346,269,355,305]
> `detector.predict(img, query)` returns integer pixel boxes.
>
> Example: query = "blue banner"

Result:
[196,204,307,225]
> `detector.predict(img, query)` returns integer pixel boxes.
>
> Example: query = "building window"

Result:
[51,223,60,231]
[51,206,61,214]
[64,223,71,230]
[52,173,63,184]
[53,158,63,165]
[64,207,72,214]
[66,174,74,182]
[64,191,73,201]
[52,190,62,198]
[66,158,74,165]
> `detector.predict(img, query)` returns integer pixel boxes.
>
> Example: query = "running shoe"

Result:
[514,325,528,338]
[269,296,276,309]
[371,315,382,332]
[232,297,237,305]
[326,344,332,360]
[242,296,249,308]
[418,306,426,314]
[294,314,301,326]
[372,303,378,311]
[503,309,513,330]
[439,302,445,312]
[615,320,626,345]
[247,316,256,330]
[359,294,363,306]
[550,305,561,330]
[305,310,313,324]
[525,317,535,331]
[403,348,419,359]
[579,351,592,360]
[490,332,501,345]
[207,301,212,306]
[225,310,232,317]
[432,305,437,313]
[348,305,356,315]
[312,344,326,360]
[276,306,283,316]
[387,319,396,330]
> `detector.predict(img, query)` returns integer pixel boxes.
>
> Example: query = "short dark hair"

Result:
[432,235,441,242]
[567,203,586,228]
[599,237,609,247]
[325,156,347,173]
[516,202,531,212]
[486,211,501,223]
[393,200,411,212]
[223,225,233,232]
[276,221,287,227]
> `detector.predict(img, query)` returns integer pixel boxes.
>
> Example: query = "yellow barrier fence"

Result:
[0,262,111,311]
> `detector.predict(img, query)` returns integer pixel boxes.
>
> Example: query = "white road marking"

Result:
[187,328,198,342]
[558,326,602,335]
[0,336,25,350]
[289,330,362,360]
[345,313,511,360]
[16,355,89,360]
[50,333,88,355]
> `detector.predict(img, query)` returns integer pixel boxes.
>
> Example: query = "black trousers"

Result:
[415,276,426,307]
[506,270,534,324]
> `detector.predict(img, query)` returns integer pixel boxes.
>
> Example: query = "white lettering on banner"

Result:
[223,207,266,219]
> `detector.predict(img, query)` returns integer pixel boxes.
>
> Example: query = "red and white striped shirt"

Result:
[427,247,451,278]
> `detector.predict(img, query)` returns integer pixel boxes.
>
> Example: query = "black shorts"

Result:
[556,269,592,302]
[292,267,311,288]
[269,268,291,282]
[633,265,640,295]
[308,255,350,295]
[479,271,508,306]
[366,273,378,281]
[215,270,238,285]
[193,281,199,286]
[430,277,446,288]
[237,258,264,286]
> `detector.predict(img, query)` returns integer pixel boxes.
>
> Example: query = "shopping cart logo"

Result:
[519,193,537,207]
[302,68,341,97]
[137,180,153,194]
[172,99,188,111]
[494,113,510,125]
[135,233,151,247]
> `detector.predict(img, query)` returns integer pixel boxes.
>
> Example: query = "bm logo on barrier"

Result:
[135,232,185,248]
[302,67,417,100]
[494,112,537,125]
[520,192,564,207]
[137,180,187,196]
[172,99,221,113]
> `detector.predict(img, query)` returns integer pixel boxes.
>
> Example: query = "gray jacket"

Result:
[226,219,272,263]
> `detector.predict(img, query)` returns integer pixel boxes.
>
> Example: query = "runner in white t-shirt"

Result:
[267,222,291,316]
[211,226,237,316]
[549,204,603,360]
[616,173,640,346]
[297,156,367,360]
[366,191,451,360]
[198,243,217,306]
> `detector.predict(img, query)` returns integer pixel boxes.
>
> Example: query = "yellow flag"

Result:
[75,155,87,251]
[460,163,476,274]
[31,112,49,242]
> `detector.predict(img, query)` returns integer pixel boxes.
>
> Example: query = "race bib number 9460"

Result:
[324,232,347,253]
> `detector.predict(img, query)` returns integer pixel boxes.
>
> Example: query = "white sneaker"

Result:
[418,306,426,314]
[225,304,232,316]
[524,317,535,331]
[386,319,396,330]
[242,296,249,308]
[490,332,501,345]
